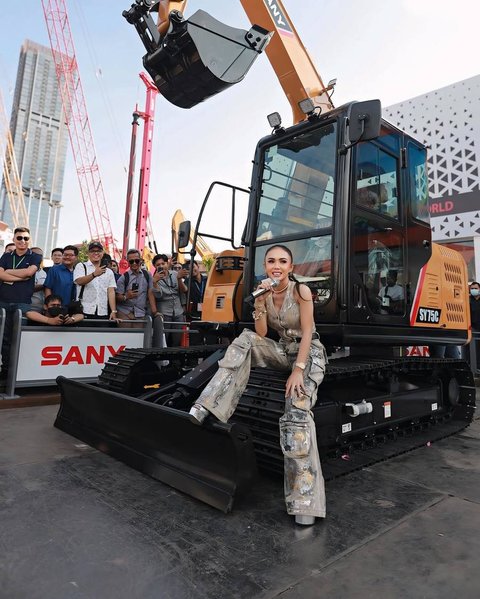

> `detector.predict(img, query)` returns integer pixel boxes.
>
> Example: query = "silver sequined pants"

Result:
[196,329,327,518]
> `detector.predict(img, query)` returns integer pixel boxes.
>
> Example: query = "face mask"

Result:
[47,306,64,317]
[470,289,480,297]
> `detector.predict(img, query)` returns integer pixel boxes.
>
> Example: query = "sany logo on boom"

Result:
[41,345,126,366]
[263,0,293,33]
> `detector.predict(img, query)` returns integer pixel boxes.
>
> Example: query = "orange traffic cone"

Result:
[180,325,189,347]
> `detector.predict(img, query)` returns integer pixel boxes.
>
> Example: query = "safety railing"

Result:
[0,310,152,400]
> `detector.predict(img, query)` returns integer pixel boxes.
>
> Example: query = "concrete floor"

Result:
[0,403,479,599]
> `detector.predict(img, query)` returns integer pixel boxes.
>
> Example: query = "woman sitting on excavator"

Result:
[189,244,327,526]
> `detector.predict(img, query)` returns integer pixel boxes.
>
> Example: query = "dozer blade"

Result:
[55,376,257,513]
[143,10,271,108]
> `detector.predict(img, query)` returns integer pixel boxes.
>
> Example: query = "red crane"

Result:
[42,0,118,258]
[120,72,158,272]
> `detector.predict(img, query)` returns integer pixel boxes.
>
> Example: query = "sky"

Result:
[0,0,479,253]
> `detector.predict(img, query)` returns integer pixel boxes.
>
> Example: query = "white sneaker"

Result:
[188,403,209,425]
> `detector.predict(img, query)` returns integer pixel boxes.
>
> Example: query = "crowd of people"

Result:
[0,227,207,378]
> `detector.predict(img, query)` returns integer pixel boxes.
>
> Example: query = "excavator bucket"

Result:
[142,10,272,108]
[55,376,257,513]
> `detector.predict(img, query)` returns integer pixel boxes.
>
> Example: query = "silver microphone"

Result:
[244,278,279,304]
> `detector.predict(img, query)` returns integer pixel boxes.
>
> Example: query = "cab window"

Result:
[256,123,337,241]
[356,142,399,220]
[408,143,430,223]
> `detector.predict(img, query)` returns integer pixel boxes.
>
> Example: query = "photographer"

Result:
[25,294,84,326]
[73,241,117,320]
[116,249,156,325]
[183,260,207,318]
[152,253,187,346]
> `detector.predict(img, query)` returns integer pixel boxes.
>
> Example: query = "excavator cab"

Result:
[123,1,272,108]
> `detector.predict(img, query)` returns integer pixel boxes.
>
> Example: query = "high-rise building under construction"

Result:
[0,39,68,254]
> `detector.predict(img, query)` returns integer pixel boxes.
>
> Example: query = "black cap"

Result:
[88,241,103,251]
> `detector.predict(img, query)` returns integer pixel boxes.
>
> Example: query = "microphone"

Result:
[244,278,279,304]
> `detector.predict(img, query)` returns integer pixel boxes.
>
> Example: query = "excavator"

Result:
[55,0,475,514]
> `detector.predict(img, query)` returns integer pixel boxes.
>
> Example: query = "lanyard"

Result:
[193,277,205,297]
[12,254,26,269]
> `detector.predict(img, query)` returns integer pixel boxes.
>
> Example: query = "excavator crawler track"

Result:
[232,356,475,480]
[98,345,226,395]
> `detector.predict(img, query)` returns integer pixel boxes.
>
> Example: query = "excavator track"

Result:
[98,345,226,395]
[231,356,476,480]
[98,349,476,478]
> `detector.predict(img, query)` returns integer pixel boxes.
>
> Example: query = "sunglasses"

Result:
[128,259,141,265]
[16,236,30,241]
[173,265,182,270]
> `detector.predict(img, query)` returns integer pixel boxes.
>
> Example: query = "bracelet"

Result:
[91,272,96,278]
[111,310,117,314]
[252,309,267,321]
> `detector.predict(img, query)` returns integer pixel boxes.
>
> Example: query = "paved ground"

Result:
[0,403,479,599]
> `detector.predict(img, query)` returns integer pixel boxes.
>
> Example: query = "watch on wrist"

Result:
[295,362,306,371]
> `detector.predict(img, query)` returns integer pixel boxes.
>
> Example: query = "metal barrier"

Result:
[0,310,152,400]
[153,316,201,347]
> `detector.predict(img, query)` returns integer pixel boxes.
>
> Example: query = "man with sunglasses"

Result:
[0,227,42,376]
[116,249,156,324]
[73,241,117,320]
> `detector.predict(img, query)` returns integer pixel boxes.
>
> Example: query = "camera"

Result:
[47,306,68,318]
[131,283,139,291]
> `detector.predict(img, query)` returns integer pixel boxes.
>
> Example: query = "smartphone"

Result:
[131,283,139,291]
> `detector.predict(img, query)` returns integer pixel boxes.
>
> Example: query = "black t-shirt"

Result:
[185,275,207,305]
[470,297,480,331]
[0,250,42,303]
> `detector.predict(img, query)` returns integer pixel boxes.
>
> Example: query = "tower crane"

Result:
[42,0,119,258]
[0,89,30,230]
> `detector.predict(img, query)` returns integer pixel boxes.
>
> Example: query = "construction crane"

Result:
[42,0,119,258]
[0,89,30,230]
[121,72,158,273]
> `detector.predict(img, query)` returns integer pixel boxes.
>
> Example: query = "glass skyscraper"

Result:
[1,39,69,254]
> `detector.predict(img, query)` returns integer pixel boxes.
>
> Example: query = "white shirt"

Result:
[378,283,404,302]
[73,260,116,316]
[31,268,47,307]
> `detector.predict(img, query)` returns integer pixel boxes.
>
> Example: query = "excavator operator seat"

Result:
[143,10,271,108]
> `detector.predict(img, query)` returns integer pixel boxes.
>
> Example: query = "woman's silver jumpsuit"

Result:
[196,281,327,518]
